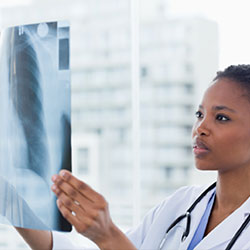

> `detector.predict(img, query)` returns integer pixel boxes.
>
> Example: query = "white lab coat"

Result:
[52,184,250,250]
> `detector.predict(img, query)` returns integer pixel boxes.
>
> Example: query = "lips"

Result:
[192,138,210,157]
[193,138,210,150]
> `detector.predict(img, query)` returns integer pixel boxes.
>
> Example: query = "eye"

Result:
[195,111,203,119]
[216,114,230,121]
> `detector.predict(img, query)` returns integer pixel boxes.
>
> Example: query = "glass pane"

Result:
[139,0,219,217]
[1,0,250,249]
[0,0,132,248]
[70,0,133,230]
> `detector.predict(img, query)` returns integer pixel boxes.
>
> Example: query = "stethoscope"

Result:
[158,182,250,250]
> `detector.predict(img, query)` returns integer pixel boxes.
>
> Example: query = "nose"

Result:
[197,126,209,136]
[193,120,210,137]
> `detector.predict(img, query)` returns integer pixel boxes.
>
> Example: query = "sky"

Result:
[168,0,250,69]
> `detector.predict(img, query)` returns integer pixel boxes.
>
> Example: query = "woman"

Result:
[16,64,250,249]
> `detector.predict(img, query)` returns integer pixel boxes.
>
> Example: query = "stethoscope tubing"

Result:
[158,182,250,250]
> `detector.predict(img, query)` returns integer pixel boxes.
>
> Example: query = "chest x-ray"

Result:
[0,21,71,231]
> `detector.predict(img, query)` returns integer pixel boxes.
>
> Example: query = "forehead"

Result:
[202,79,250,109]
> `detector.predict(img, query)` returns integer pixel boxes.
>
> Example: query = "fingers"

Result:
[51,171,107,214]
[52,181,102,221]
[56,199,92,232]
[55,190,82,215]
[57,198,102,236]
[51,171,110,237]
[51,176,94,213]
[58,170,103,203]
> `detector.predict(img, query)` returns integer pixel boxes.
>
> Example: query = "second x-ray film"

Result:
[0,21,71,231]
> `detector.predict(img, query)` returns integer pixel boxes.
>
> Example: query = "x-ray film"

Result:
[0,21,71,231]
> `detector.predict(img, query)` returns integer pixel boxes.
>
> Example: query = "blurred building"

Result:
[0,0,218,248]
[139,16,218,212]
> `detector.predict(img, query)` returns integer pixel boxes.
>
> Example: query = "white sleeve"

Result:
[52,231,79,250]
[242,240,250,250]
[52,204,165,250]
[52,231,99,250]
[126,199,168,248]
[52,186,194,249]
[125,186,192,248]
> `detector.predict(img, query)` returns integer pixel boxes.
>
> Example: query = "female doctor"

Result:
[16,64,250,249]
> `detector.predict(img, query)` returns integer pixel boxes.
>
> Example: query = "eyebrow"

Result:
[199,105,236,113]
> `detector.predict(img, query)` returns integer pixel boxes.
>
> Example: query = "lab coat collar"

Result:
[138,184,216,250]
[179,184,216,250]
[194,193,250,250]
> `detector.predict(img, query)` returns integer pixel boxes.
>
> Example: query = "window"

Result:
[0,1,221,245]
[77,148,89,174]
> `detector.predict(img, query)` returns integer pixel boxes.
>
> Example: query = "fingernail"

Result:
[51,175,57,182]
[60,170,69,179]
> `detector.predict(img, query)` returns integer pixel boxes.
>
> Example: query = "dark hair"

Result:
[213,64,250,100]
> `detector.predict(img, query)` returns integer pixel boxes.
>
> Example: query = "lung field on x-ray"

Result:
[10,28,49,180]
[0,21,71,231]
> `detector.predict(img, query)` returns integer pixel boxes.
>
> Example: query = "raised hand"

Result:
[51,170,136,250]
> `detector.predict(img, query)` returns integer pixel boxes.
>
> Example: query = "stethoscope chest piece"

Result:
[181,211,191,242]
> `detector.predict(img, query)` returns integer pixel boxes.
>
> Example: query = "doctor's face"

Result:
[192,78,250,173]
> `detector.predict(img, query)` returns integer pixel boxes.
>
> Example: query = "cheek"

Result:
[194,131,250,171]
[233,134,250,159]
[215,131,250,163]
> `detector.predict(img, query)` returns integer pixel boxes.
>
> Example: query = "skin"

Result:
[15,227,52,250]
[51,171,136,250]
[16,77,250,248]
[192,78,250,235]
[16,170,136,250]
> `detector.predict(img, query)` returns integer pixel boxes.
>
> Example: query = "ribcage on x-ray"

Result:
[9,28,48,180]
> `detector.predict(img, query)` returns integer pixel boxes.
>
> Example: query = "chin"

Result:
[195,166,217,171]
[195,161,218,171]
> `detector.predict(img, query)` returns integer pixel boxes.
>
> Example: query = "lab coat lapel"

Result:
[139,185,216,250]
[195,196,250,250]
[179,187,216,250]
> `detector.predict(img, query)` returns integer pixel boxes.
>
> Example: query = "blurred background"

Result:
[0,0,249,248]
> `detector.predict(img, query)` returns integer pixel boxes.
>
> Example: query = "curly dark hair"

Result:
[213,65,250,100]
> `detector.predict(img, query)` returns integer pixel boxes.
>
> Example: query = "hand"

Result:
[51,170,136,250]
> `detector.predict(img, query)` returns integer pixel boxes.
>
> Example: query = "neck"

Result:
[215,166,250,213]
